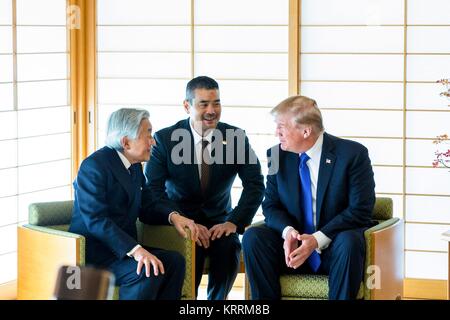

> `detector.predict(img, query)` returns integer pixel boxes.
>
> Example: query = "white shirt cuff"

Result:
[313,231,332,253]
[282,226,295,240]
[126,244,142,257]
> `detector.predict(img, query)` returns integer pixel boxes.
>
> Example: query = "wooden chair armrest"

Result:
[17,225,84,300]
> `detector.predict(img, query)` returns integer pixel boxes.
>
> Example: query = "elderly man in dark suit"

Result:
[143,76,265,300]
[242,95,376,300]
[69,108,198,300]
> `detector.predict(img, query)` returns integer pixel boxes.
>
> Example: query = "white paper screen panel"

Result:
[97,0,190,25]
[194,0,288,25]
[18,159,71,194]
[17,80,68,109]
[407,55,450,82]
[16,53,68,81]
[406,168,450,195]
[0,253,16,283]
[0,196,17,227]
[0,168,17,197]
[321,110,403,137]
[301,54,404,81]
[408,27,450,53]
[16,0,66,25]
[406,139,443,167]
[350,138,403,166]
[97,79,187,105]
[16,26,67,53]
[406,112,450,138]
[195,53,288,80]
[406,223,450,251]
[97,26,191,52]
[0,83,13,111]
[218,80,288,107]
[0,140,17,169]
[0,225,16,255]
[406,196,450,223]
[301,0,404,25]
[18,133,70,166]
[373,167,403,194]
[195,26,288,52]
[0,55,13,82]
[407,0,450,25]
[17,106,70,138]
[220,107,274,136]
[0,0,12,24]
[300,82,404,109]
[407,83,450,110]
[0,26,12,53]
[97,53,191,78]
[301,26,403,53]
[0,111,17,140]
[405,251,448,280]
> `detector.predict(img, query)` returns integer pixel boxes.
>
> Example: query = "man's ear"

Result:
[120,136,129,150]
[183,100,191,114]
[303,126,313,138]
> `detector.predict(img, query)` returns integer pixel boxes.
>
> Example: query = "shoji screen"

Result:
[96,0,191,145]
[96,0,289,219]
[300,0,449,281]
[194,0,288,216]
[0,0,71,285]
[405,0,450,280]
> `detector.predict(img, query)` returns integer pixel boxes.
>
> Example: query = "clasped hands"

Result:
[170,213,236,249]
[283,229,318,269]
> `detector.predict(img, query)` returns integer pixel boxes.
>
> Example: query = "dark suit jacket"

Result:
[263,132,376,239]
[69,146,145,266]
[142,118,265,234]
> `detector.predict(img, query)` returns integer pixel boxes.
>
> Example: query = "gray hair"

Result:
[105,108,150,151]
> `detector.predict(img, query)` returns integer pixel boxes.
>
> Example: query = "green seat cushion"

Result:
[280,274,364,299]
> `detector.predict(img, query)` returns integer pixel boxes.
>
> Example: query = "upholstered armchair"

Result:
[17,200,195,300]
[244,197,404,300]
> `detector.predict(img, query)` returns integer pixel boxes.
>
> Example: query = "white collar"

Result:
[302,132,324,161]
[116,149,132,170]
[189,119,214,145]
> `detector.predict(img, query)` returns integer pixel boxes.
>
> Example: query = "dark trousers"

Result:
[107,246,185,300]
[242,225,366,300]
[194,233,241,300]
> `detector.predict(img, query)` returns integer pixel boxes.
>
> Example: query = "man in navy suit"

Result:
[242,96,376,300]
[143,76,265,300]
[69,108,198,300]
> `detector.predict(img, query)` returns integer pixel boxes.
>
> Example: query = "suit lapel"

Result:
[103,147,136,204]
[316,133,336,226]
[285,151,302,225]
[207,123,227,194]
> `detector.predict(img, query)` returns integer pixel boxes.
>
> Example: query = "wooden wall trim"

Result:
[404,278,447,300]
[288,0,299,96]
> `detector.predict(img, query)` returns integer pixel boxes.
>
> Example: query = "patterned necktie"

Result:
[299,152,321,272]
[200,140,210,193]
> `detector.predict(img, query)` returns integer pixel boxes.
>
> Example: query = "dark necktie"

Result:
[128,165,136,181]
[200,140,210,193]
[299,152,321,272]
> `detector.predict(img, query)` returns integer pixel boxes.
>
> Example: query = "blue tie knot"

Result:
[299,153,310,168]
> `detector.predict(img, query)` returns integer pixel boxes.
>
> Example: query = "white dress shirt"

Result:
[281,133,332,253]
